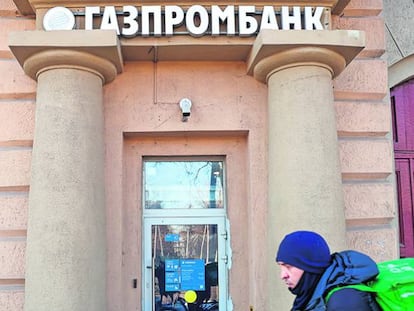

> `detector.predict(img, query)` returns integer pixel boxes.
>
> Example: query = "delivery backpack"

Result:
[326,258,414,311]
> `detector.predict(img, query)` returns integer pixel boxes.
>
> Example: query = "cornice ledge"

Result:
[19,0,340,10]
[13,0,347,16]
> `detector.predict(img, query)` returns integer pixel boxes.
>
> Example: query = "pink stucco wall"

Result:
[103,61,268,309]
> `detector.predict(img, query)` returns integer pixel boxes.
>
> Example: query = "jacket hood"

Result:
[324,250,379,291]
[304,250,379,311]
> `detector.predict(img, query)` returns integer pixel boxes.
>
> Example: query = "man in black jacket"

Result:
[276,231,382,311]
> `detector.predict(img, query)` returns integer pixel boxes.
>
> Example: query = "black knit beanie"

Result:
[276,231,332,274]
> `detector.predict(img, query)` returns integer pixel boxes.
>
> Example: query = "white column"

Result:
[248,30,365,311]
[9,30,122,311]
[25,67,107,311]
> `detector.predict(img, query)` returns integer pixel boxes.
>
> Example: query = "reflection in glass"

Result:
[144,161,224,209]
[153,224,219,311]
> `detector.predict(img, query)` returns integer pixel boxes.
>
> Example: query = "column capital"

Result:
[9,30,123,85]
[247,29,365,83]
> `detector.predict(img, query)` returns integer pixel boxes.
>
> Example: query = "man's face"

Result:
[277,262,304,289]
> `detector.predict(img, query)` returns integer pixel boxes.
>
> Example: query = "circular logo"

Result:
[43,7,75,31]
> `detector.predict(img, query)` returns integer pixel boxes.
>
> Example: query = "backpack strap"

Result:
[325,284,376,303]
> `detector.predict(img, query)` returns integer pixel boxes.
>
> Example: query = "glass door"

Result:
[143,217,228,311]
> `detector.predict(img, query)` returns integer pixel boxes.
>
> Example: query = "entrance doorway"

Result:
[143,217,228,311]
[390,80,414,257]
[142,159,230,311]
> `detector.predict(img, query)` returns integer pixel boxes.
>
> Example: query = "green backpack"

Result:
[326,258,414,311]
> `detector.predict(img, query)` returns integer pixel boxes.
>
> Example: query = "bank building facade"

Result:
[1,0,413,310]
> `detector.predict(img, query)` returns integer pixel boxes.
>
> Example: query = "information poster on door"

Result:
[165,259,205,292]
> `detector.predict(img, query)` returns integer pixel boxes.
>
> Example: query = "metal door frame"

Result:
[142,213,230,311]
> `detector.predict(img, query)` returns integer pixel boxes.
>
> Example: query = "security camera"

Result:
[179,98,192,121]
